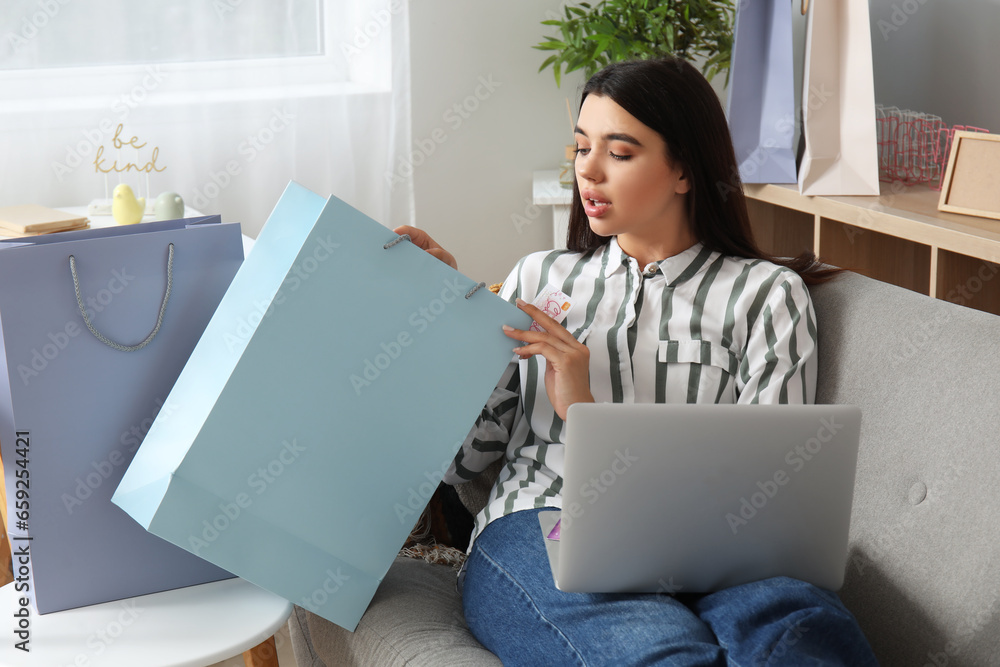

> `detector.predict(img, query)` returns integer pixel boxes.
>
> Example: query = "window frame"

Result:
[0,0,391,114]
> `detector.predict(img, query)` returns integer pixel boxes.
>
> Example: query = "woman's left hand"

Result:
[503,298,594,421]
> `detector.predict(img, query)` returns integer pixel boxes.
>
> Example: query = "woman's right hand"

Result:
[394,225,457,270]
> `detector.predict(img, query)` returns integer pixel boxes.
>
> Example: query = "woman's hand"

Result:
[394,225,457,270]
[503,298,594,421]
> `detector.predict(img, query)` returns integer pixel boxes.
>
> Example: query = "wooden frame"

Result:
[938,131,1000,221]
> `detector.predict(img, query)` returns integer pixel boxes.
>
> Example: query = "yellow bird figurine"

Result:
[112,184,145,225]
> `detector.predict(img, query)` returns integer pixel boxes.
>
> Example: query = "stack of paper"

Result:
[0,205,89,236]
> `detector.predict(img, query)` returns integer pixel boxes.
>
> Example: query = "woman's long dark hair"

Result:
[567,57,838,285]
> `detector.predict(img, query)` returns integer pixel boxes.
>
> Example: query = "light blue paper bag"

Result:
[113,182,531,631]
[726,0,797,184]
[0,216,242,614]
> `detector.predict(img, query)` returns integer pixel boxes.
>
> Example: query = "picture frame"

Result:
[938,131,1000,221]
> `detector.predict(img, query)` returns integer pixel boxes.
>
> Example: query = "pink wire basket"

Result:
[875,105,990,190]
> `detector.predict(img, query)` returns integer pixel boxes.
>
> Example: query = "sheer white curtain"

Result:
[0,0,413,236]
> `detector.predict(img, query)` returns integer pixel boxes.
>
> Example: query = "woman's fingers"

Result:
[502,324,575,356]
[393,225,457,269]
[393,225,432,248]
[503,296,593,420]
[511,298,577,343]
[426,247,457,269]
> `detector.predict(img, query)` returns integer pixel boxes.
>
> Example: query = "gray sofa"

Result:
[289,270,1000,666]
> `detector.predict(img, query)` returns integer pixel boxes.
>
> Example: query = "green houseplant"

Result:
[534,0,735,87]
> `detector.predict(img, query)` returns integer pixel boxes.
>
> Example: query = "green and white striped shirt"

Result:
[445,237,818,546]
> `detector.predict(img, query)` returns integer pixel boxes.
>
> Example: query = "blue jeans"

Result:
[461,508,878,667]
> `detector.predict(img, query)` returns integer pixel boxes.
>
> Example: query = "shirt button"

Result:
[643,263,658,277]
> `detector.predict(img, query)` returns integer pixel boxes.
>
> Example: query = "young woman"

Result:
[399,57,876,666]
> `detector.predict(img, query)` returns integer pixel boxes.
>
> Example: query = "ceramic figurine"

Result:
[112,184,145,225]
[154,191,185,220]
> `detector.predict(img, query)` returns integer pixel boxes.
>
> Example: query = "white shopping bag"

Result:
[798,0,880,196]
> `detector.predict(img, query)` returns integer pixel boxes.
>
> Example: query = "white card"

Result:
[529,286,573,332]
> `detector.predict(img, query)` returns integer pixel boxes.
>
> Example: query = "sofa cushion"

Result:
[288,556,501,667]
[810,271,1000,666]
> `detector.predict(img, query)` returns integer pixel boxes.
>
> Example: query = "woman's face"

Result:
[574,94,692,254]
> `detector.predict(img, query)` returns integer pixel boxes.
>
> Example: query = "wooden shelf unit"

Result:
[743,183,1000,316]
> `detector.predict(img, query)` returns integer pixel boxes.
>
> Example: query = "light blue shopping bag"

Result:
[113,182,531,631]
[727,0,798,184]
[0,216,242,614]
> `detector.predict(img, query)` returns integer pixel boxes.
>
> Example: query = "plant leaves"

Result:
[537,54,559,72]
[532,0,736,84]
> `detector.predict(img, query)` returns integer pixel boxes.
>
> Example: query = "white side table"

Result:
[533,170,573,249]
[0,579,291,666]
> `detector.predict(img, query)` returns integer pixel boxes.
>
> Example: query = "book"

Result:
[0,205,90,235]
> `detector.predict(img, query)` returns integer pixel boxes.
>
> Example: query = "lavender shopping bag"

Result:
[726,0,797,183]
[0,216,242,613]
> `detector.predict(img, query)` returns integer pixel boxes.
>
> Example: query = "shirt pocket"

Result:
[657,340,740,404]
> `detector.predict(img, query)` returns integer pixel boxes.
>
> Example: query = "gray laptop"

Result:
[538,403,861,593]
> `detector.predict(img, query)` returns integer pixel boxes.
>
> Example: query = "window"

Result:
[0,0,412,234]
[2,0,325,70]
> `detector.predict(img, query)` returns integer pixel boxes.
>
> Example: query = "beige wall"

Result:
[409,1,585,282]
[409,0,1000,282]
[868,0,1000,131]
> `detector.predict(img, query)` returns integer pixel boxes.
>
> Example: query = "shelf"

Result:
[532,170,1000,315]
[743,182,1000,316]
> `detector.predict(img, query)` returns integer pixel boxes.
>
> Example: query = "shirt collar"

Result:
[603,237,714,286]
